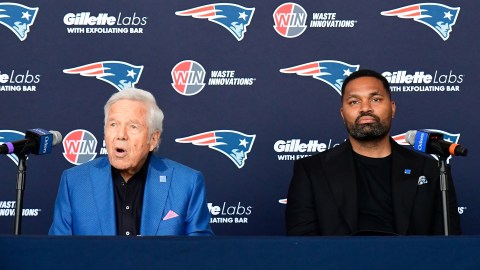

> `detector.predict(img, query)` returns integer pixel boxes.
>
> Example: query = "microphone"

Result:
[405,130,468,157]
[0,129,62,155]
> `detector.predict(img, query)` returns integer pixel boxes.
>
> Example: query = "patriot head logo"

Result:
[171,60,206,96]
[0,3,38,41]
[0,129,24,165]
[393,129,460,163]
[280,60,360,95]
[273,3,307,38]
[381,3,460,41]
[176,130,255,169]
[63,129,98,165]
[63,61,144,91]
[175,3,255,41]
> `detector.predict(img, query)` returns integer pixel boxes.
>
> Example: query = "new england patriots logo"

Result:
[176,130,255,169]
[280,60,360,95]
[175,3,255,41]
[0,3,38,41]
[393,129,460,163]
[381,3,460,41]
[63,61,144,91]
[0,130,25,165]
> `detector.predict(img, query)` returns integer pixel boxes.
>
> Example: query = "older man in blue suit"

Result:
[49,88,213,236]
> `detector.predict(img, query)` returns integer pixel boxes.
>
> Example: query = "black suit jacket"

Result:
[285,139,461,236]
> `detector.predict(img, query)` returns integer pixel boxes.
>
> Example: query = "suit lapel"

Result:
[141,156,173,235]
[322,142,358,233]
[391,142,421,235]
[90,158,116,235]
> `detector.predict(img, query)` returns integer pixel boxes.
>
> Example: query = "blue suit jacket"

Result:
[49,155,213,236]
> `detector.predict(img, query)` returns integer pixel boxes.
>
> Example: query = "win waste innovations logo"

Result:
[63,129,98,165]
[273,2,307,38]
[171,60,206,96]
[171,60,255,96]
[273,2,358,38]
[0,200,41,217]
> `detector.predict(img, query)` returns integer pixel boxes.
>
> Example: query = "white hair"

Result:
[104,88,164,151]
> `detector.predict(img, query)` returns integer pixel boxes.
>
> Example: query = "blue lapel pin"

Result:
[159,175,167,183]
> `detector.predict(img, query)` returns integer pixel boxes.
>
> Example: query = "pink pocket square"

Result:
[163,210,179,220]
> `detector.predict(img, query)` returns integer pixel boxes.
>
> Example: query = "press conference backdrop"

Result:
[0,1,478,235]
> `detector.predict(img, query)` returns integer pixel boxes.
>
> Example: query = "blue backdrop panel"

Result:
[1,0,478,235]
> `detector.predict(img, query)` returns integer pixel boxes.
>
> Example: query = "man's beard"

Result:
[345,112,390,141]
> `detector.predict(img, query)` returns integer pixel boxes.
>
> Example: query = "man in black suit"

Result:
[285,69,461,236]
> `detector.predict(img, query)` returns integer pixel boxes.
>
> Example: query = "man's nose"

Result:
[116,126,127,140]
[359,100,373,113]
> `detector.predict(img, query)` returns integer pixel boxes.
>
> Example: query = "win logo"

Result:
[63,129,97,165]
[273,3,307,38]
[171,60,206,96]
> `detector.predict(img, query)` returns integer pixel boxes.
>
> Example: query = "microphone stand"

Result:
[438,156,450,236]
[14,153,28,235]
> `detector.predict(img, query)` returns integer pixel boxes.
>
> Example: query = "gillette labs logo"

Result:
[64,12,147,34]
[0,68,41,92]
[274,138,343,161]
[208,202,252,224]
[383,70,464,93]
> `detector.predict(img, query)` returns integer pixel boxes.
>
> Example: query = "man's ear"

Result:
[149,130,161,151]
[391,101,396,119]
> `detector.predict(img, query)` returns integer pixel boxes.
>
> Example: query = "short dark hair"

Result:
[341,69,391,99]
